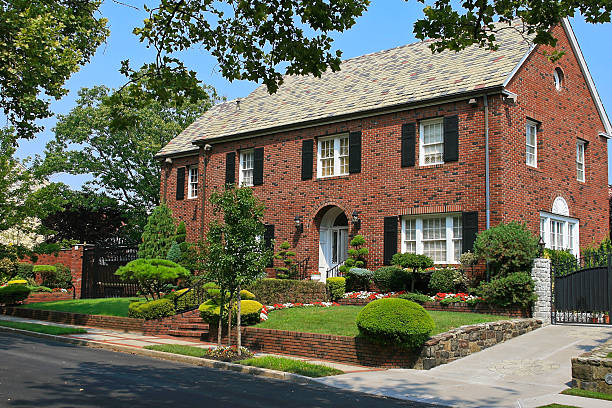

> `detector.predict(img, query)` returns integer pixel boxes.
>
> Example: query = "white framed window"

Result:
[540,211,579,256]
[576,141,585,182]
[554,67,564,91]
[420,118,444,166]
[526,121,538,167]
[239,149,254,186]
[317,135,349,178]
[188,166,198,199]
[401,214,462,264]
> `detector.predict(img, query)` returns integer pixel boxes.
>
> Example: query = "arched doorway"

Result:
[318,206,349,280]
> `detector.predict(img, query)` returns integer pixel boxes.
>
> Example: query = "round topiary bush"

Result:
[199,299,263,325]
[356,298,435,349]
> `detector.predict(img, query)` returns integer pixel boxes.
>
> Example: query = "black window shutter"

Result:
[348,131,362,174]
[176,167,185,200]
[443,115,459,162]
[301,139,314,180]
[462,211,479,253]
[225,152,236,185]
[401,123,416,167]
[264,224,275,267]
[253,147,264,185]
[383,216,398,265]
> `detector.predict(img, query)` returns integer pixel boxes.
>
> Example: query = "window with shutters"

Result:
[526,121,538,167]
[576,141,585,182]
[539,212,579,256]
[419,118,444,165]
[239,149,254,186]
[317,135,349,178]
[188,166,198,199]
[401,214,462,264]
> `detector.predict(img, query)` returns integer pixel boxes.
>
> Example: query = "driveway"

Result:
[316,324,612,407]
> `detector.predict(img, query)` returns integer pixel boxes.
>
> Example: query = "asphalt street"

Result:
[0,332,436,408]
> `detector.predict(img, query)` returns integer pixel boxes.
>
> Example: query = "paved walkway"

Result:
[0,314,377,375]
[316,324,612,407]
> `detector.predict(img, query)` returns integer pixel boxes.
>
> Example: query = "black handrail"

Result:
[173,277,209,314]
[292,257,311,280]
[325,261,345,279]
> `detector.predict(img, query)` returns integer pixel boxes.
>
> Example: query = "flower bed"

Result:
[260,301,339,321]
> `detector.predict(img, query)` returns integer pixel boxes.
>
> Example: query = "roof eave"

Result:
[192,85,505,147]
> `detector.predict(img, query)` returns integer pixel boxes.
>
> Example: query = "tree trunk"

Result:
[217,290,224,347]
[227,293,232,347]
[237,284,242,356]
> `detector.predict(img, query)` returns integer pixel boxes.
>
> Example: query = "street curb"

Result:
[0,326,315,385]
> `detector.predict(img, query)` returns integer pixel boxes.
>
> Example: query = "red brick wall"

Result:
[24,292,74,304]
[161,24,609,272]
[21,246,85,299]
[502,25,609,248]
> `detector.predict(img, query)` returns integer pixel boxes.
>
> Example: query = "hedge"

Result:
[247,278,327,304]
[128,298,176,319]
[0,284,31,305]
[373,266,409,292]
[199,299,263,325]
[326,277,345,301]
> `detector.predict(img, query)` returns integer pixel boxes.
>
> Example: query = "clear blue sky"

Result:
[14,1,612,187]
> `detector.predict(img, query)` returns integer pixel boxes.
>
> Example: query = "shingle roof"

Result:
[158,21,533,157]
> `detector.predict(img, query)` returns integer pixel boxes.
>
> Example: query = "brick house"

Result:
[157,19,611,280]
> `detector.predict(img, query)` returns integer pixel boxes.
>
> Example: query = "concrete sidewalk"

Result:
[316,324,612,407]
[0,314,378,375]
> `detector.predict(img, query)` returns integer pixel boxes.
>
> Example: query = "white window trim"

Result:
[239,149,254,187]
[317,134,349,178]
[419,117,444,166]
[576,140,585,182]
[400,213,462,264]
[526,121,538,168]
[539,211,580,256]
[187,166,198,199]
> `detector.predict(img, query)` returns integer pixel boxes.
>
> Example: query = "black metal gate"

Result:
[552,252,612,325]
[81,239,139,298]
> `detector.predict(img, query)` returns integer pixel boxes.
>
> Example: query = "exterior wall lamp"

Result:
[352,210,361,230]
[538,235,546,256]
[294,215,303,233]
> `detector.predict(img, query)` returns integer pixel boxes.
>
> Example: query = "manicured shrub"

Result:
[199,299,263,325]
[239,289,256,300]
[6,279,28,285]
[345,268,373,291]
[16,263,35,280]
[28,285,53,293]
[0,284,31,305]
[43,263,72,289]
[356,298,434,349]
[397,292,433,305]
[391,253,434,292]
[274,241,297,279]
[339,235,369,275]
[326,277,346,301]
[428,268,467,294]
[476,272,537,309]
[115,258,191,300]
[128,298,176,319]
[165,288,201,311]
[166,242,182,263]
[373,266,409,292]
[247,278,327,304]
[473,222,539,278]
[139,204,177,260]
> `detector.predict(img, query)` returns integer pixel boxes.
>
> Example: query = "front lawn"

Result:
[238,356,344,377]
[20,298,140,317]
[0,320,87,335]
[561,388,612,401]
[256,306,503,337]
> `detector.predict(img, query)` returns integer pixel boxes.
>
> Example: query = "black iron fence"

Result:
[81,240,139,298]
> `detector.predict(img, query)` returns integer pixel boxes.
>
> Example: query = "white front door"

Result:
[319,227,330,275]
[319,227,348,280]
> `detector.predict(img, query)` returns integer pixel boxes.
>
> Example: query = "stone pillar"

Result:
[531,258,551,325]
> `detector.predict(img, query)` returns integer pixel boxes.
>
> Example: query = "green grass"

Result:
[144,344,209,358]
[607,352,612,358]
[256,306,503,337]
[20,298,141,317]
[536,404,580,408]
[0,320,87,335]
[561,388,612,401]
[238,356,344,377]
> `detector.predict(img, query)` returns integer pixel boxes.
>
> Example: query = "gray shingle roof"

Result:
[158,21,533,157]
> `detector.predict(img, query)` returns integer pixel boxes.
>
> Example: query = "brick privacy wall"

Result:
[24,292,74,304]
[210,318,542,369]
[502,25,609,243]
[161,24,609,271]
[572,339,612,393]
[337,298,529,317]
[21,245,85,299]
[0,306,144,332]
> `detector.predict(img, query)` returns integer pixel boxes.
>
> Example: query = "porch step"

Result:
[167,329,208,339]
[176,323,209,330]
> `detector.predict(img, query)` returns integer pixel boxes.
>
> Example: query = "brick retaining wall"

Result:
[572,339,612,393]
[338,298,529,318]
[24,292,74,304]
[210,318,542,369]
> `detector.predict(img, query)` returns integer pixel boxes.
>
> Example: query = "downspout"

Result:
[484,94,490,230]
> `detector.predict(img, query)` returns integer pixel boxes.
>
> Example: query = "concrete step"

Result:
[167,329,208,338]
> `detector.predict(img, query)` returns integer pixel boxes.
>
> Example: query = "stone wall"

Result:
[210,318,542,369]
[572,339,612,393]
[531,257,551,325]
